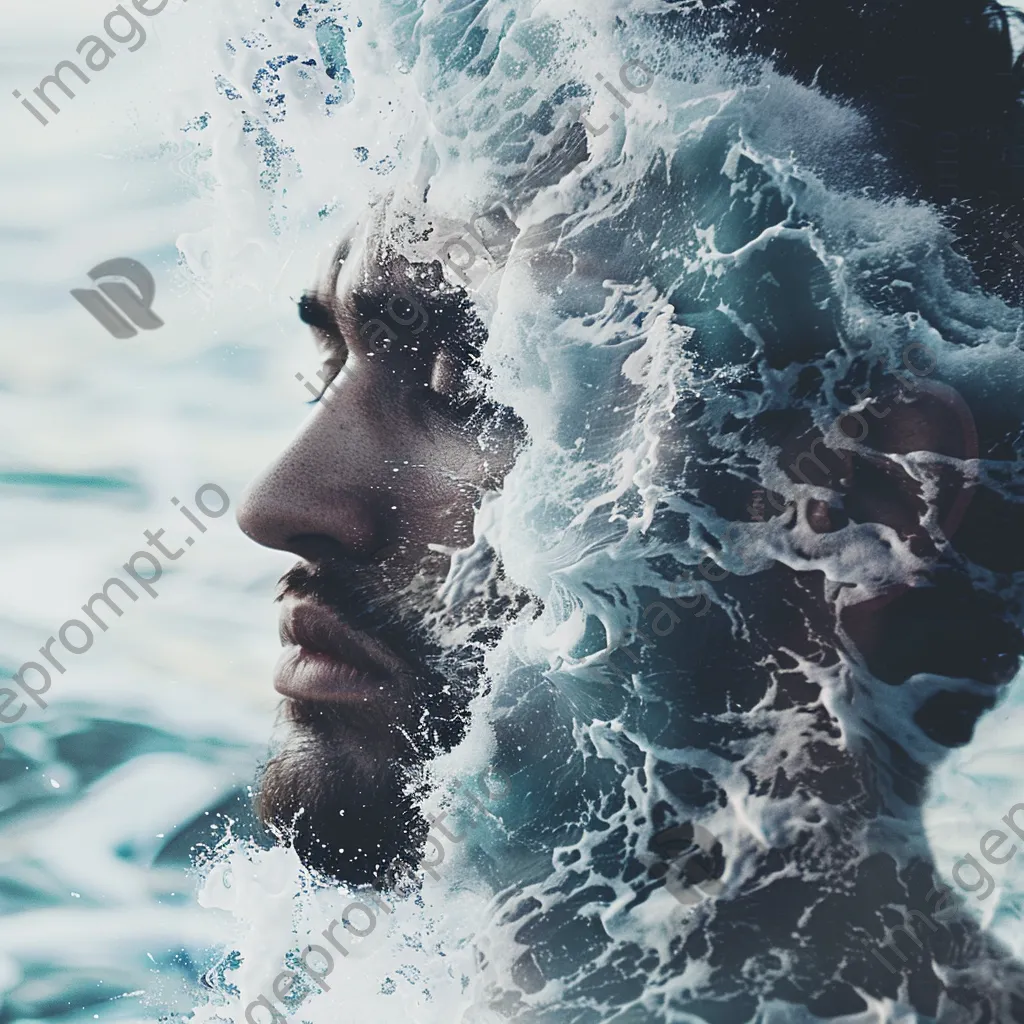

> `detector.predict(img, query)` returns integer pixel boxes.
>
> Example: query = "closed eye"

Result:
[298,292,348,405]
[299,293,341,336]
[299,292,349,362]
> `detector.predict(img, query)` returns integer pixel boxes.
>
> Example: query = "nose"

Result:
[236,369,392,561]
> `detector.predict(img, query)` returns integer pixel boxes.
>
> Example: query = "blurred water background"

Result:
[0,2,305,1020]
[2,1,1024,1022]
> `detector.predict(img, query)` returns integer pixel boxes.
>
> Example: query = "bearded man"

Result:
[234,0,1024,1019]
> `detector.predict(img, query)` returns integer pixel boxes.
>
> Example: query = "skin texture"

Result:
[236,233,523,884]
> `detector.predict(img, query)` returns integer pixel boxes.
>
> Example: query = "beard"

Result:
[253,547,528,885]
[255,699,430,885]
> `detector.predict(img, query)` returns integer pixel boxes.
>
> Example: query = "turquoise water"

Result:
[1,2,298,1019]
[0,700,263,1024]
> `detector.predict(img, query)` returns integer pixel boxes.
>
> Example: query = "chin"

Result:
[253,699,428,885]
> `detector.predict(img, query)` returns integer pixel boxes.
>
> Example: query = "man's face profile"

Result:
[235,230,522,885]
[218,2,1024,1013]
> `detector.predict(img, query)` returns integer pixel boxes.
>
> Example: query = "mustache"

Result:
[277,556,441,662]
[277,548,535,694]
[273,559,482,774]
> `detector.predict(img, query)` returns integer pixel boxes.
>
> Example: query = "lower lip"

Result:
[273,645,388,703]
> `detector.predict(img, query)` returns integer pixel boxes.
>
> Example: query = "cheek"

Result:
[439,419,521,495]
[404,427,519,552]
[429,347,465,396]
[379,429,481,550]
[354,371,520,545]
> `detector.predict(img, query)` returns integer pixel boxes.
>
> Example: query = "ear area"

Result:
[845,376,978,542]
[836,377,997,689]
[768,376,979,545]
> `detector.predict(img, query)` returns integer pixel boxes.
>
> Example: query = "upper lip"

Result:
[279,596,411,680]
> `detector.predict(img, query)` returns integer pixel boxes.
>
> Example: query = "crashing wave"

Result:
[181,1,1024,1021]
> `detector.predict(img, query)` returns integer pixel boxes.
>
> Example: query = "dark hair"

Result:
[687,0,1024,302]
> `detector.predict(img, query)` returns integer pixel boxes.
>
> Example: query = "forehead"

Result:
[323,221,441,312]
[326,198,528,314]
[326,203,481,292]
[308,220,487,365]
